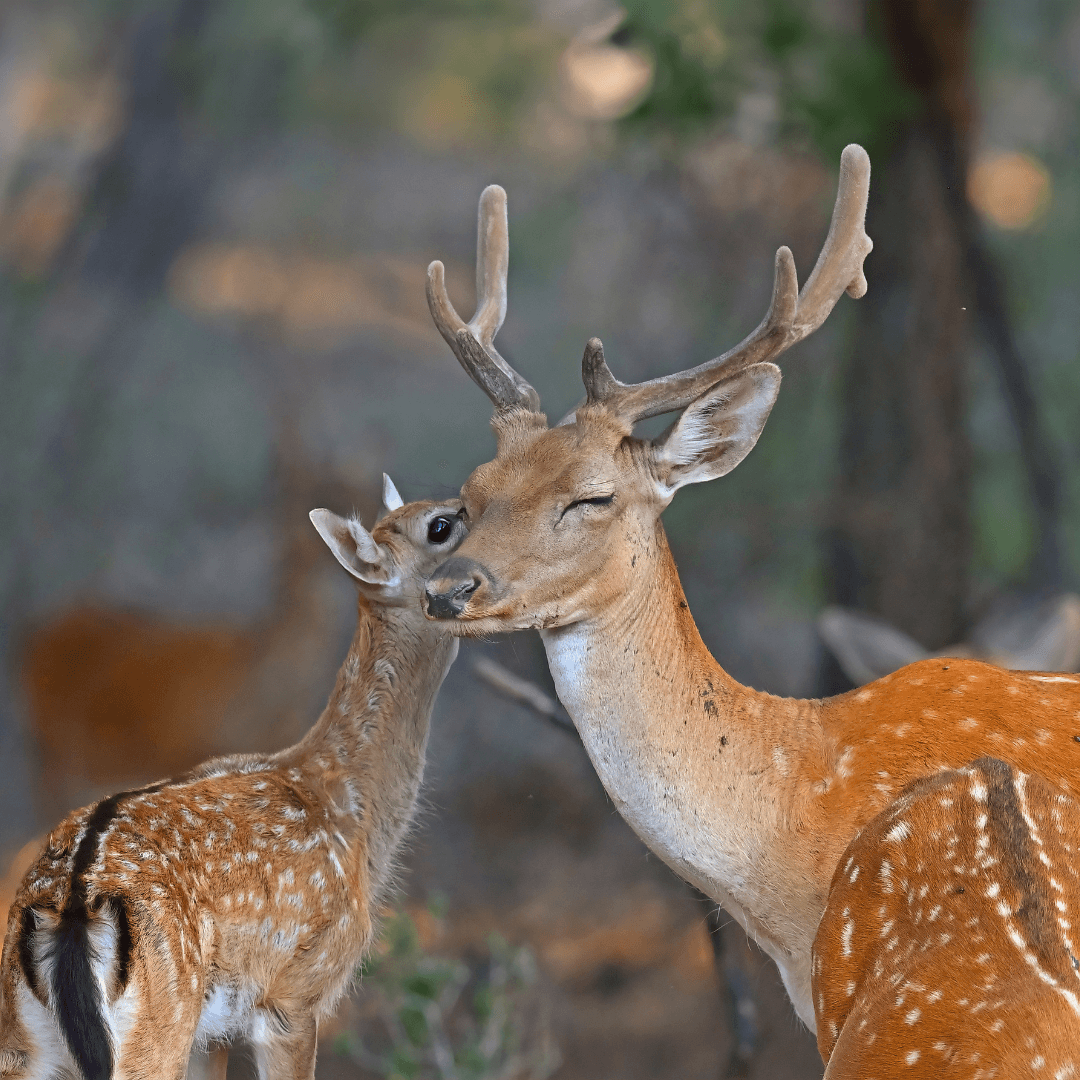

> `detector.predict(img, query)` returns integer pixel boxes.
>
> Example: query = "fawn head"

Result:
[424,148,872,634]
[312,474,466,607]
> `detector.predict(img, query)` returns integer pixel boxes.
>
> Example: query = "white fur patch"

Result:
[194,983,257,1045]
[15,980,72,1078]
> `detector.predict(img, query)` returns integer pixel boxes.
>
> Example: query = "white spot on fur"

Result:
[880,860,894,893]
[841,913,855,956]
[885,820,911,843]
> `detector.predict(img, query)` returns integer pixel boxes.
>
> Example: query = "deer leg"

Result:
[252,1011,317,1080]
[696,890,759,1079]
[187,1042,229,1080]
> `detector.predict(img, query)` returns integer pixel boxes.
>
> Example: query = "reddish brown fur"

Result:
[0,497,464,1080]
[814,757,1080,1078]
[24,609,254,801]
[812,661,1080,879]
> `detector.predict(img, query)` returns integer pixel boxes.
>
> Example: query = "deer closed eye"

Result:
[560,494,614,521]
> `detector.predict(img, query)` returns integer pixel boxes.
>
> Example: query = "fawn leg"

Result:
[187,1043,229,1080]
[252,1011,316,1080]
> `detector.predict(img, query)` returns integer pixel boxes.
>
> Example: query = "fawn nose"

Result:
[425,557,488,619]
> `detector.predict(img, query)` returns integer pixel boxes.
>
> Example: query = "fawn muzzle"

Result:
[425,557,490,619]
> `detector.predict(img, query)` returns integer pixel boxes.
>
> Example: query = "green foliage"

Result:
[337,908,559,1080]
[617,34,725,133]
[304,0,514,45]
[617,0,735,136]
[760,1,808,58]
[774,14,920,162]
[298,0,555,145]
[971,451,1036,587]
[615,0,920,161]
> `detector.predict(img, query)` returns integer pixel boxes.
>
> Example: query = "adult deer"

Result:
[0,481,467,1080]
[421,147,1080,1030]
[813,757,1080,1077]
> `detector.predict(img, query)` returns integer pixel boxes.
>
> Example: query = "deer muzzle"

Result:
[425,557,490,619]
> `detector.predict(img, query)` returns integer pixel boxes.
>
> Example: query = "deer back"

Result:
[814,757,1080,1078]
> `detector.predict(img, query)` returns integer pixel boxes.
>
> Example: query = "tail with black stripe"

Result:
[19,894,132,1080]
[26,785,156,1079]
[48,907,114,1080]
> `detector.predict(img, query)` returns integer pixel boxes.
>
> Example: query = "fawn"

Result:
[0,479,466,1080]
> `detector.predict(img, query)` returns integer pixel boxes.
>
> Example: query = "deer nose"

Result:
[425,557,488,619]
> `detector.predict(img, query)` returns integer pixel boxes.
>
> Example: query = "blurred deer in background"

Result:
[17,442,356,836]
[0,482,468,1080]
[813,757,1080,1078]
[819,594,1080,687]
[421,149,1080,1031]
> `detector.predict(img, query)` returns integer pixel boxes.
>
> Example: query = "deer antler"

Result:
[427,185,540,413]
[562,143,873,425]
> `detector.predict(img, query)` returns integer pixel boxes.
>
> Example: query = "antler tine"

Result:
[559,144,871,426]
[472,184,509,347]
[427,185,540,413]
[787,143,872,336]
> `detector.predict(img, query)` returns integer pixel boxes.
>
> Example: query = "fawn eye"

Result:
[427,517,454,544]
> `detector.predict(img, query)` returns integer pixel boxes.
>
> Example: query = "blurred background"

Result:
[1,0,1078,1076]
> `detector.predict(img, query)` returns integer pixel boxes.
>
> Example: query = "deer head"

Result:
[423,147,872,632]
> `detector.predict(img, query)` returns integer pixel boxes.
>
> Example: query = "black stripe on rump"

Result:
[47,781,167,1080]
[110,897,134,993]
[975,757,1061,967]
[16,907,40,1000]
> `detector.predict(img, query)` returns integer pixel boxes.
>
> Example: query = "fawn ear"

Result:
[382,473,404,511]
[650,364,781,500]
[310,509,394,585]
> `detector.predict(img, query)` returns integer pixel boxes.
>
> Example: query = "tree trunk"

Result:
[825,0,975,656]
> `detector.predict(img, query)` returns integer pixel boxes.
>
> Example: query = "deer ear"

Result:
[310,509,393,585]
[818,606,930,686]
[382,473,404,511]
[651,364,781,498]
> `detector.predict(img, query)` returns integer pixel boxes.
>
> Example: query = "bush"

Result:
[335,903,560,1080]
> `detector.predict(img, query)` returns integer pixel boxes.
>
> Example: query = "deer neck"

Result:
[292,598,458,900]
[540,523,829,1009]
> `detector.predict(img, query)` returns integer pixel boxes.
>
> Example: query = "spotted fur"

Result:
[0,496,465,1080]
[814,757,1080,1078]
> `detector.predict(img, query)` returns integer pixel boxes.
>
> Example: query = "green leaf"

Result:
[399,1004,429,1047]
[473,984,494,1022]
[403,972,441,999]
[426,889,449,921]
[389,1046,420,1079]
